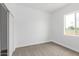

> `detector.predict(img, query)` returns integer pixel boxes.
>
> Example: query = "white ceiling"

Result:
[17,3,69,13]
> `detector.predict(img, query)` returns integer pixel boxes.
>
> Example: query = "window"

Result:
[64,11,79,35]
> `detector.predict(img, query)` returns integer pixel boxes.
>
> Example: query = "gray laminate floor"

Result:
[13,42,79,56]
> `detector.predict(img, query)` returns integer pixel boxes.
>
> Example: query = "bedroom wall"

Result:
[5,3,51,49]
[15,5,51,47]
[50,3,79,52]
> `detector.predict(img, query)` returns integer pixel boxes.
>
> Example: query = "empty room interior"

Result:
[1,3,79,56]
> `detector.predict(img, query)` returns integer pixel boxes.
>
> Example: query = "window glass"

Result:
[64,13,75,35]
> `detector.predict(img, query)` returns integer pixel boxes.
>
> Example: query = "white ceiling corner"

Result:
[17,3,69,13]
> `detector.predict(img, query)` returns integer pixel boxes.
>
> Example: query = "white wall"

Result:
[5,4,51,50]
[15,5,50,48]
[50,3,79,52]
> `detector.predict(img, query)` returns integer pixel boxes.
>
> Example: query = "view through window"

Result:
[64,11,79,35]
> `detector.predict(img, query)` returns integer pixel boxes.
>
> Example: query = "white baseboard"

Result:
[16,40,51,48]
[50,40,79,53]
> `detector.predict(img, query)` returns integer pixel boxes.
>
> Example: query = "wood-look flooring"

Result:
[13,42,79,56]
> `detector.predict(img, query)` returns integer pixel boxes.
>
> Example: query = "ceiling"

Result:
[17,3,69,13]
